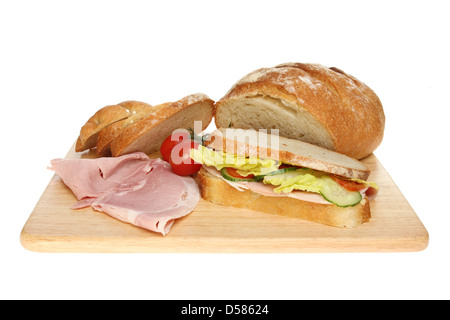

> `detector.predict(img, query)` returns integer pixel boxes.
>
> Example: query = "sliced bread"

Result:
[110,93,214,157]
[75,101,152,152]
[96,102,171,156]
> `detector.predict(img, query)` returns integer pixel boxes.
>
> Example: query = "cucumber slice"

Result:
[221,168,258,182]
[254,167,298,181]
[319,176,362,207]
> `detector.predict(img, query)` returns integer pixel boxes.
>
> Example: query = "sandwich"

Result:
[191,128,379,228]
[194,62,385,228]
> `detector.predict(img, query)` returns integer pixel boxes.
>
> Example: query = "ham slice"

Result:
[49,152,200,235]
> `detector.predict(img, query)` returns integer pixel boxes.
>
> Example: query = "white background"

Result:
[1,0,449,300]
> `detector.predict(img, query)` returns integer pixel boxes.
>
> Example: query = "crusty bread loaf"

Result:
[75,101,152,152]
[198,168,371,228]
[96,102,171,156]
[214,63,385,159]
[110,93,214,157]
[206,128,370,180]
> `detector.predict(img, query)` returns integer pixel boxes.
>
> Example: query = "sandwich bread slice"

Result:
[192,128,378,228]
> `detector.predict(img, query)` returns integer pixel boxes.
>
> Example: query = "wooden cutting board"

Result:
[21,144,429,253]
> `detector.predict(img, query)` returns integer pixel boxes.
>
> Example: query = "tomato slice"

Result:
[225,167,255,179]
[332,176,366,192]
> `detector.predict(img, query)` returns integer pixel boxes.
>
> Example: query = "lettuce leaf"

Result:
[191,145,379,195]
[263,168,324,193]
[190,145,280,176]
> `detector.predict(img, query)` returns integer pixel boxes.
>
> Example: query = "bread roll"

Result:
[214,63,385,159]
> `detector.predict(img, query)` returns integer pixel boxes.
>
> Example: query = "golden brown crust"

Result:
[215,63,385,159]
[110,93,214,157]
[96,102,170,156]
[117,100,152,112]
[75,101,153,152]
[198,167,371,228]
[76,105,129,152]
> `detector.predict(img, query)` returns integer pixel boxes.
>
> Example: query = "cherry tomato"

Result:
[332,176,366,192]
[168,140,202,176]
[160,130,191,162]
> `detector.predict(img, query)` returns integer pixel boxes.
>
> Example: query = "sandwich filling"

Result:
[191,145,378,207]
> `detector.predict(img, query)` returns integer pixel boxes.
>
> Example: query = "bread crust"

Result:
[96,102,171,156]
[75,101,153,152]
[110,93,214,156]
[198,167,371,228]
[214,63,385,159]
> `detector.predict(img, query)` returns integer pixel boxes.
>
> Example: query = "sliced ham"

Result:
[361,186,379,200]
[246,181,331,204]
[49,152,200,235]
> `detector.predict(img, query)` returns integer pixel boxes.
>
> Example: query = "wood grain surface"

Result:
[20,144,429,253]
